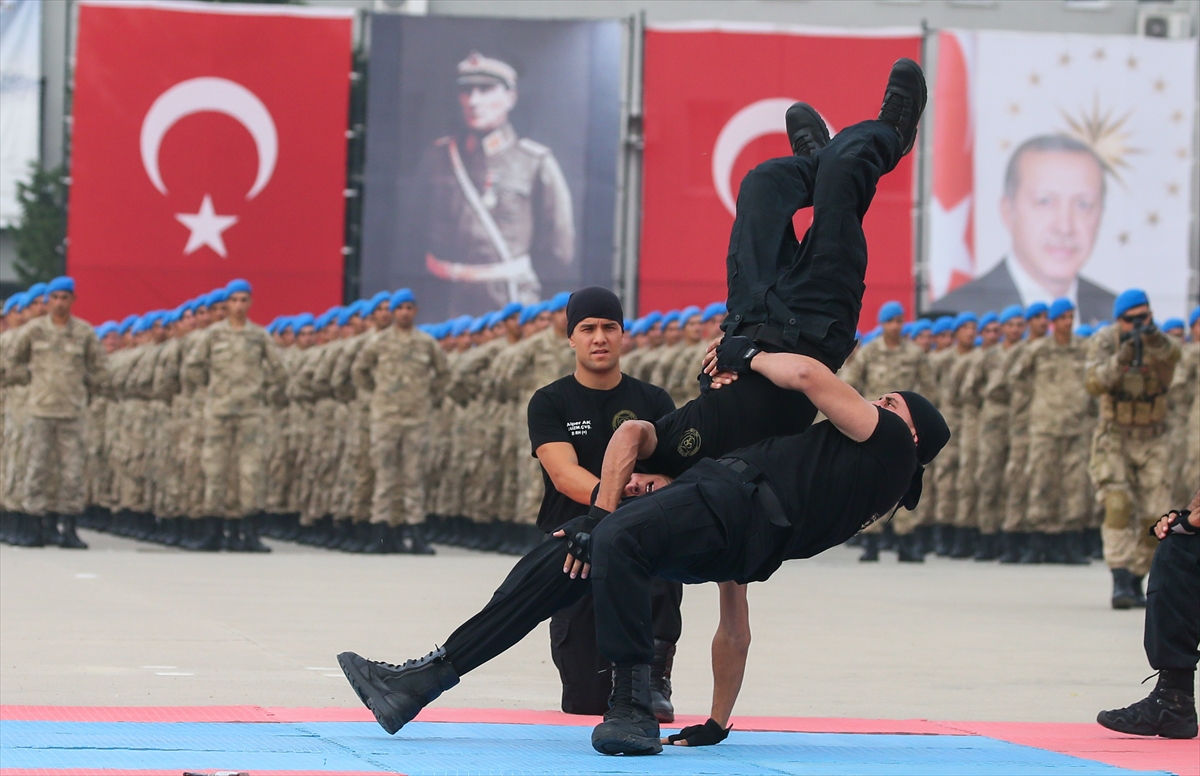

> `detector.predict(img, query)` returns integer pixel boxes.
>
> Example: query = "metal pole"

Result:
[617,9,646,316]
[913,19,931,317]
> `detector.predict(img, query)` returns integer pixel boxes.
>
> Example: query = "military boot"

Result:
[344,521,372,553]
[879,522,897,552]
[337,648,460,735]
[1019,532,1046,564]
[998,532,1024,563]
[362,522,394,554]
[1111,568,1137,610]
[785,101,831,157]
[650,640,676,723]
[858,533,880,562]
[58,514,89,550]
[1097,671,1197,739]
[933,524,953,556]
[591,664,662,756]
[949,526,978,558]
[161,517,183,547]
[896,532,925,563]
[0,510,15,544]
[279,513,303,542]
[407,524,436,555]
[915,525,934,556]
[41,515,64,547]
[241,513,272,553]
[1061,531,1090,565]
[1086,527,1105,560]
[222,519,247,552]
[192,517,224,552]
[9,514,44,547]
[1131,575,1146,608]
[973,532,1000,561]
[1043,532,1068,564]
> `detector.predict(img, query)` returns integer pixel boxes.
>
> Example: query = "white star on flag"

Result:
[175,194,238,257]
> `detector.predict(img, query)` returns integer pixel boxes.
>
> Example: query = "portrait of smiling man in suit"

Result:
[935,134,1115,322]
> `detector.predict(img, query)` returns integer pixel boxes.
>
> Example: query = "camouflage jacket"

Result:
[1086,324,1179,428]
[352,326,450,422]
[7,315,110,419]
[184,320,287,417]
[1011,335,1092,436]
[842,337,936,401]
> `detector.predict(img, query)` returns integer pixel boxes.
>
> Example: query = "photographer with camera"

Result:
[1085,289,1181,609]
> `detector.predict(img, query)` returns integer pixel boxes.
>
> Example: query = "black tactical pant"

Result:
[723,119,902,369]
[1145,534,1200,671]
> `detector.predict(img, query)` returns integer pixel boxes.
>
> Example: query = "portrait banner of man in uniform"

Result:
[360,15,621,321]
[929,30,1197,322]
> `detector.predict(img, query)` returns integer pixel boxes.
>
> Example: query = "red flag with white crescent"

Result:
[66,0,353,324]
[928,30,975,303]
[639,25,920,325]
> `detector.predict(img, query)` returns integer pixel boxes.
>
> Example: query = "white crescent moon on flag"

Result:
[711,98,835,217]
[140,77,278,200]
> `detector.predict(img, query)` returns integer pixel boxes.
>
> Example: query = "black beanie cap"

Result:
[895,390,951,466]
[567,287,624,337]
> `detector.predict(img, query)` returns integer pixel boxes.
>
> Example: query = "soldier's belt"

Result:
[425,253,537,284]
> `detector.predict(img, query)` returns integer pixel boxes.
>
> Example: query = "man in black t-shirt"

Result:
[525,287,681,720]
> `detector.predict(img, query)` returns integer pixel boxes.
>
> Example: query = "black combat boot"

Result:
[344,521,371,553]
[948,526,976,559]
[362,522,394,554]
[933,524,953,556]
[161,517,182,547]
[241,513,271,553]
[878,57,928,155]
[858,533,880,562]
[591,664,662,756]
[222,519,247,551]
[326,518,351,550]
[879,522,897,552]
[407,524,436,555]
[12,513,45,547]
[337,648,460,735]
[1111,568,1137,610]
[1086,527,1104,560]
[1019,532,1046,564]
[915,525,934,556]
[650,640,676,724]
[1097,670,1197,739]
[41,515,63,547]
[279,513,302,542]
[973,532,1000,561]
[58,514,88,549]
[1131,575,1146,608]
[192,517,224,552]
[1,510,15,544]
[896,531,925,563]
[1061,531,1090,565]
[785,101,831,157]
[1043,532,1068,564]
[998,532,1024,563]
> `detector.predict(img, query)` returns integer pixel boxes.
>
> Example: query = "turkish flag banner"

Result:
[67,0,353,325]
[640,25,921,326]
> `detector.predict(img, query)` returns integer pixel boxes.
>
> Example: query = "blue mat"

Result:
[0,720,1172,775]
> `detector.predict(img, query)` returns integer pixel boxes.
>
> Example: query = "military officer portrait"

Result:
[358,16,621,322]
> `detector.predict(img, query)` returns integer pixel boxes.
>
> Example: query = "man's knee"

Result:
[1102,489,1134,530]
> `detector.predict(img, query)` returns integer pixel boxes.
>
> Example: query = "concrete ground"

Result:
[0,530,1156,723]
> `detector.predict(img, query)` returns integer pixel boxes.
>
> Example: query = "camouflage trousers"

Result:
[973,408,1009,535]
[1001,429,1032,533]
[1025,431,1090,533]
[201,413,265,518]
[345,402,373,523]
[954,407,981,529]
[180,398,207,519]
[462,401,503,522]
[933,431,960,525]
[1089,423,1169,577]
[23,416,86,516]
[369,419,428,526]
[2,390,29,512]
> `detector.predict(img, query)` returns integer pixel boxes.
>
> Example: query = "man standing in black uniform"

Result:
[526,287,681,720]
[336,57,931,753]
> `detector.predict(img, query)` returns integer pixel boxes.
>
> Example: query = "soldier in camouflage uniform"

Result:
[179,295,216,543]
[352,288,450,554]
[1012,299,1093,565]
[414,52,575,316]
[1167,310,1199,509]
[82,321,121,531]
[7,277,109,549]
[659,307,708,407]
[1086,289,1181,609]
[843,301,936,561]
[148,305,194,545]
[948,311,1000,559]
[930,312,977,555]
[974,305,1025,560]
[1,290,43,545]
[998,302,1050,563]
[184,279,286,553]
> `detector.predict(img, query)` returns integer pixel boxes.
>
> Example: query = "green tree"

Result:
[11,163,67,286]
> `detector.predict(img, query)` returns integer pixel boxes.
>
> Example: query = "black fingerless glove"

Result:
[560,505,610,563]
[715,336,761,375]
[667,718,731,746]
[1163,510,1197,537]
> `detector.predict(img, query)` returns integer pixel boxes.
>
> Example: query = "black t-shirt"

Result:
[642,371,819,480]
[528,373,676,532]
[685,407,918,581]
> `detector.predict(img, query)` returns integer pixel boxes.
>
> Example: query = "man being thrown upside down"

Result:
[337,58,947,756]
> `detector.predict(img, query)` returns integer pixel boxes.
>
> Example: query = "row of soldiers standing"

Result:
[842,293,1197,608]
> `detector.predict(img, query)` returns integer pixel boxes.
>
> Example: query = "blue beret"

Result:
[47,276,75,295]
[877,300,905,323]
[861,330,879,345]
[999,304,1024,323]
[165,309,183,325]
[498,301,523,320]
[390,288,416,309]
[2,296,17,316]
[95,321,118,339]
[519,302,546,326]
[979,311,999,328]
[680,305,702,322]
[702,302,727,322]
[662,310,682,327]
[468,316,489,334]
[643,311,663,327]
[1113,289,1149,319]
[314,311,336,331]
[277,317,295,333]
[953,311,978,330]
[1190,307,1200,329]
[119,314,138,333]
[624,318,635,331]
[932,316,955,335]
[910,319,933,336]
[1048,298,1075,321]
[209,288,230,303]
[1024,301,1048,320]
[226,278,252,295]
[1075,324,1094,338]
[28,282,47,300]
[450,315,473,337]
[1161,318,1184,333]
[266,318,280,334]
[901,322,914,338]
[366,291,390,312]
[547,291,571,312]
[293,312,316,330]
[336,306,356,326]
